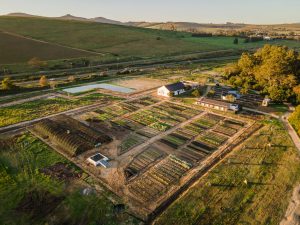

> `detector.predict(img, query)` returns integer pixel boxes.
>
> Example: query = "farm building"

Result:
[157,82,186,97]
[87,153,110,168]
[197,97,241,112]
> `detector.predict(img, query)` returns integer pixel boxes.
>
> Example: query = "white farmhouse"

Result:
[157,82,186,97]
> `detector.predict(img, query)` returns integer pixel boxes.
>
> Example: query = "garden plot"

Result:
[112,118,145,132]
[127,96,160,108]
[119,134,147,155]
[213,119,245,136]
[194,131,228,150]
[127,155,192,203]
[124,147,165,180]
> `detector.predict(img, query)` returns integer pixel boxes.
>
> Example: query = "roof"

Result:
[198,98,231,108]
[164,82,185,91]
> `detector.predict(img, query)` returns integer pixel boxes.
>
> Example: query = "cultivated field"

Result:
[0,93,122,127]
[155,120,300,225]
[29,95,254,219]
[0,17,299,65]
[0,31,93,64]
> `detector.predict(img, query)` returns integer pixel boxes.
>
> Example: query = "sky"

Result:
[0,0,300,24]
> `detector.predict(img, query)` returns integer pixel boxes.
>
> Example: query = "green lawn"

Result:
[0,133,138,225]
[0,93,121,127]
[155,121,300,225]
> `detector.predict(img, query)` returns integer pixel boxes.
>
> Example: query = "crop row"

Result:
[119,134,146,155]
[128,155,192,203]
[124,147,164,179]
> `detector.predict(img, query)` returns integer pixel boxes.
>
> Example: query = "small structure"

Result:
[262,97,271,107]
[157,82,186,97]
[87,153,110,168]
[197,97,241,113]
[221,90,241,102]
[263,36,273,41]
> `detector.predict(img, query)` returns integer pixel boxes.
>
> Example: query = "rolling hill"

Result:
[0,16,299,65]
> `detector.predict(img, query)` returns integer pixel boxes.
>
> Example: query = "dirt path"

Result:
[280,185,300,225]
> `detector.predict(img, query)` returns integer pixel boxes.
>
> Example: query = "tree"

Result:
[39,75,48,87]
[1,77,16,90]
[293,85,300,103]
[191,89,201,97]
[224,45,300,102]
[28,57,47,69]
[233,38,239,45]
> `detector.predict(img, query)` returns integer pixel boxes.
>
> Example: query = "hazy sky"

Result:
[1,0,300,24]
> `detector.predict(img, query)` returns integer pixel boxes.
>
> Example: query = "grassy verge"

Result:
[0,133,138,225]
[0,93,122,127]
[155,121,300,225]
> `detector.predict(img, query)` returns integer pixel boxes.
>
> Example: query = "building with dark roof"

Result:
[157,82,186,97]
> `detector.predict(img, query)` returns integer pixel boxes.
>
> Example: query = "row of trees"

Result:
[223,45,300,102]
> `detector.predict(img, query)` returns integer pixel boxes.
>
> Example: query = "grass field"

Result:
[0,17,299,65]
[0,31,94,64]
[155,120,300,225]
[0,93,122,127]
[0,133,138,225]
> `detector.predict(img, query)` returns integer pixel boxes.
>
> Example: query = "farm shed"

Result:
[157,82,186,97]
[197,97,241,112]
[87,153,110,168]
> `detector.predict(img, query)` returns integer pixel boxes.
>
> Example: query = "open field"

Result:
[0,17,299,65]
[0,93,122,127]
[155,120,300,225]
[0,133,139,225]
[0,31,94,64]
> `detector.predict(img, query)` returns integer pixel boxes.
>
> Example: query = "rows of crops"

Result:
[128,155,192,203]
[213,119,244,136]
[157,113,245,164]
[119,134,146,155]
[92,97,159,122]
[124,147,165,179]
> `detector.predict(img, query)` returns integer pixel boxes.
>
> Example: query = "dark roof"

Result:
[198,98,231,107]
[164,82,185,91]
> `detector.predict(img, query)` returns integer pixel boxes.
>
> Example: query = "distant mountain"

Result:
[58,14,89,22]
[2,13,300,35]
[5,12,41,18]
[91,17,123,25]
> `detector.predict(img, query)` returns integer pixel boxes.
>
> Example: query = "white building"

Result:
[87,153,110,168]
[157,82,186,97]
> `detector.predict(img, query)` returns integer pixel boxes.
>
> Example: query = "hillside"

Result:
[0,16,299,65]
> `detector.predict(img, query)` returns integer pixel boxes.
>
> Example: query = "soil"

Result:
[40,162,81,181]
[111,78,165,91]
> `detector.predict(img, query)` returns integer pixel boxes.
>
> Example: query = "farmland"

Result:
[0,93,122,127]
[0,31,93,64]
[28,94,253,220]
[155,121,300,225]
[0,16,299,66]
